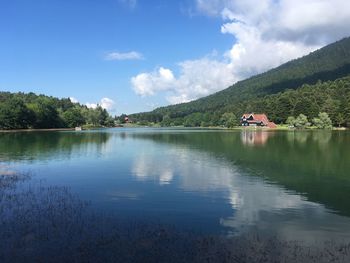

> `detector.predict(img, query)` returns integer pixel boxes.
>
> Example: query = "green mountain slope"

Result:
[130,37,350,126]
[245,76,350,125]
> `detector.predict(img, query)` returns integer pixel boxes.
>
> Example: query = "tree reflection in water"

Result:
[1,167,350,263]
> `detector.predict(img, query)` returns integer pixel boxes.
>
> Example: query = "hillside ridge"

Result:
[130,37,350,126]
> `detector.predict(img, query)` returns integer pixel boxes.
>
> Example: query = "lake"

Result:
[1,128,350,245]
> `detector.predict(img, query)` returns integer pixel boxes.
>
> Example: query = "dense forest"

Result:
[0,92,114,129]
[129,37,350,127]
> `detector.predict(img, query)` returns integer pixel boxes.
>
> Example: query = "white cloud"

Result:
[86,102,98,109]
[131,67,175,96]
[130,0,350,104]
[86,98,115,111]
[131,58,236,104]
[105,51,143,61]
[199,0,350,45]
[221,21,318,78]
[100,97,115,110]
[167,58,236,104]
[69,97,78,103]
[214,0,350,78]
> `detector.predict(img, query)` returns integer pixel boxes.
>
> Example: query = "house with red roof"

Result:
[240,113,277,128]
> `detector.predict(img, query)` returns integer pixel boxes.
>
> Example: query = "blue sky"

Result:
[1,0,350,115]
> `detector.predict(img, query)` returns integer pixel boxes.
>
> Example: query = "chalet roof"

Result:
[242,113,269,123]
[255,114,269,123]
[241,113,277,128]
[267,121,277,128]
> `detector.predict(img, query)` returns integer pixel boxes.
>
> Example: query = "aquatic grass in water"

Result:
[0,170,198,262]
[1,169,350,262]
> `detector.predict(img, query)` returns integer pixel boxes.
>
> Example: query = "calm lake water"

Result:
[1,128,350,243]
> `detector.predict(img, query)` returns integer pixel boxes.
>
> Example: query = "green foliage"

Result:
[183,113,202,127]
[313,112,333,129]
[27,97,62,128]
[286,116,296,127]
[62,107,85,128]
[295,114,311,129]
[161,115,171,127]
[0,96,34,129]
[0,92,114,129]
[104,116,115,127]
[334,113,345,127]
[287,112,333,129]
[95,106,109,126]
[130,37,350,128]
[220,113,238,128]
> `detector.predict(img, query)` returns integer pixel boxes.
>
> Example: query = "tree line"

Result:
[0,92,114,129]
[127,76,350,128]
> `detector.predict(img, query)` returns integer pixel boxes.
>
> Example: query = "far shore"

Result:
[122,123,349,131]
[0,125,348,133]
[0,125,119,133]
[0,128,76,133]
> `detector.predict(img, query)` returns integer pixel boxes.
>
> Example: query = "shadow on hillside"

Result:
[264,63,350,94]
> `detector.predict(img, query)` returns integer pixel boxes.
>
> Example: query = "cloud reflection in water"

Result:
[130,134,350,241]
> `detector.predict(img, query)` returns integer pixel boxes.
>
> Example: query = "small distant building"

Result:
[240,113,277,128]
[124,116,133,123]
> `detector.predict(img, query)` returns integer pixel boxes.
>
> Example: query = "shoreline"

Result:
[123,124,349,131]
[0,128,76,133]
[0,126,348,133]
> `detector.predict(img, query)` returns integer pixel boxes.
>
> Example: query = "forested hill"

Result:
[0,92,114,129]
[130,37,350,126]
